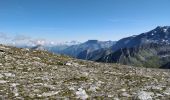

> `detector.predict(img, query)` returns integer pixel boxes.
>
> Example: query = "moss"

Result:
[22,67,29,72]
[57,61,64,65]
[78,61,86,65]
[93,96,105,100]
[33,78,44,83]
[41,87,52,92]
[59,90,74,97]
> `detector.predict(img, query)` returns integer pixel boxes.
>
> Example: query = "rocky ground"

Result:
[0,44,170,100]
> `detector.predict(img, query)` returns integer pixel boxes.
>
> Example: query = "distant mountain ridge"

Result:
[28,40,115,58]
[60,40,115,58]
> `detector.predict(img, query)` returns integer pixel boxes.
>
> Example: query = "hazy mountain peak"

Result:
[154,26,170,32]
[85,40,98,44]
[63,40,81,45]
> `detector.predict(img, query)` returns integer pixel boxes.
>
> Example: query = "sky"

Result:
[0,0,170,44]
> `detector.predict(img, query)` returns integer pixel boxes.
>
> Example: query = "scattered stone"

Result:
[76,88,88,100]
[0,74,3,78]
[155,93,163,97]
[122,92,131,97]
[4,73,15,77]
[66,62,72,66]
[151,85,163,90]
[134,91,153,100]
[68,86,75,91]
[89,85,99,92]
[81,72,89,76]
[10,83,19,96]
[120,88,126,92]
[0,80,7,84]
[41,91,59,97]
[108,94,114,97]
[163,88,170,95]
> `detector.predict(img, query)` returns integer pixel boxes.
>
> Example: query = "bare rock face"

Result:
[0,44,170,99]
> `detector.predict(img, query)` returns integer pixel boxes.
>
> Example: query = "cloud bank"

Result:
[0,32,53,47]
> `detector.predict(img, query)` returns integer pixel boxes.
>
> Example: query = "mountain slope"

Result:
[77,48,113,61]
[91,26,170,68]
[161,62,170,69]
[1,44,170,99]
[111,26,170,52]
[97,43,170,68]
[61,40,115,58]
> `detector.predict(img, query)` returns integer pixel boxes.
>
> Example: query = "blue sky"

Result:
[0,0,170,43]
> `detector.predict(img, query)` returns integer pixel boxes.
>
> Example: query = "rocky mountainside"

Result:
[97,43,170,68]
[77,48,113,61]
[0,44,170,99]
[161,62,170,69]
[89,26,170,68]
[111,26,170,52]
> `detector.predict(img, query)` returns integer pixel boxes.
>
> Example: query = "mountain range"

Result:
[93,26,170,68]
[22,26,170,68]
[60,40,115,58]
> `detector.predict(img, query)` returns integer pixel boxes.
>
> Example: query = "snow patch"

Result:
[163,28,168,32]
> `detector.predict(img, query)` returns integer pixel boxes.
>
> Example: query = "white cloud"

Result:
[29,39,47,46]
[0,32,79,47]
[0,32,48,46]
